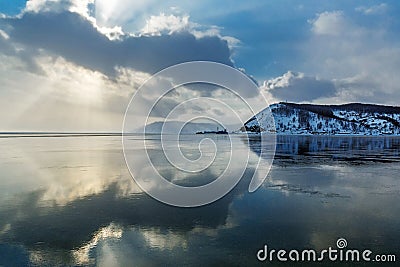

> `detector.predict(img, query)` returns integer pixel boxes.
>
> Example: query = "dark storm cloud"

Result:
[1,11,233,77]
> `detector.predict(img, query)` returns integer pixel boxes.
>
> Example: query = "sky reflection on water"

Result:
[0,135,399,266]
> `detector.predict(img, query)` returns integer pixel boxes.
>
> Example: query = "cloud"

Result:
[95,0,157,28]
[94,0,241,49]
[139,13,241,49]
[1,11,233,77]
[141,13,190,36]
[0,1,243,131]
[25,0,72,13]
[0,54,136,131]
[356,3,388,15]
[261,71,336,102]
[300,10,400,105]
[93,0,262,31]
[0,29,9,39]
[309,11,346,36]
[25,0,94,17]
[139,12,241,48]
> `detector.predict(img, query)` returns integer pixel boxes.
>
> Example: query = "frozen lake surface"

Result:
[0,135,399,266]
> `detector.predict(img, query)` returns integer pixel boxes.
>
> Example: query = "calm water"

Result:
[0,135,400,266]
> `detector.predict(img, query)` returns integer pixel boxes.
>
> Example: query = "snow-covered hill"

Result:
[242,102,400,135]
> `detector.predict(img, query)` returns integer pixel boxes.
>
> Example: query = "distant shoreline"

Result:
[1,132,400,138]
[0,132,123,138]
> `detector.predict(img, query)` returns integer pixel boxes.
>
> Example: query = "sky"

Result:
[0,0,399,131]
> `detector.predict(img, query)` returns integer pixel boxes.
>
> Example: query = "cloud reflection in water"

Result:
[0,135,400,265]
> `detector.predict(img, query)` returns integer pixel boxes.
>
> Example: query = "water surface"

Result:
[0,135,399,266]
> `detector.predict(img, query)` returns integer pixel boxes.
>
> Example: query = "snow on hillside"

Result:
[242,102,400,135]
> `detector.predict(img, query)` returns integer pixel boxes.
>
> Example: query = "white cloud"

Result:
[264,71,304,89]
[25,0,61,13]
[95,0,240,47]
[141,13,190,36]
[23,0,126,41]
[25,0,94,18]
[68,0,94,17]
[95,0,157,28]
[309,11,346,36]
[139,13,240,48]
[191,25,241,48]
[356,3,388,15]
[96,25,125,40]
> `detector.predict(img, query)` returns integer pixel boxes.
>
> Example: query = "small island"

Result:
[196,127,228,135]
